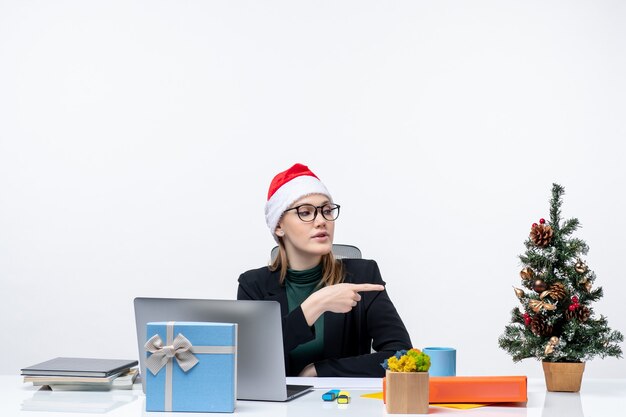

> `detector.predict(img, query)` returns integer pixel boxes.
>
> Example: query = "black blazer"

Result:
[237,259,412,377]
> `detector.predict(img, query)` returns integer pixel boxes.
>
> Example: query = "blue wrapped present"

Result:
[145,321,237,413]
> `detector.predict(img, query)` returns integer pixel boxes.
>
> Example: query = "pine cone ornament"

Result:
[577,306,590,322]
[530,223,554,247]
[566,306,590,322]
[530,315,553,336]
[540,282,567,301]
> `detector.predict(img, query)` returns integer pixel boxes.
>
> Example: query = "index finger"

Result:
[349,283,385,292]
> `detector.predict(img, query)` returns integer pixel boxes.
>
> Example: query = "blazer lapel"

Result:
[264,269,289,317]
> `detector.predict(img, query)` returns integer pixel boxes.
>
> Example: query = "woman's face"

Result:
[275,194,335,269]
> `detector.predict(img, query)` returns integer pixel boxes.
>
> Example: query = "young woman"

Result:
[237,163,412,377]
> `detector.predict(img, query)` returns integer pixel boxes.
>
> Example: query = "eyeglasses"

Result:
[283,203,341,222]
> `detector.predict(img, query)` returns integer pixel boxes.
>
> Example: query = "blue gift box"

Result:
[145,321,237,413]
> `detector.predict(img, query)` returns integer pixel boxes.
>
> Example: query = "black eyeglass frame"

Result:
[283,203,341,222]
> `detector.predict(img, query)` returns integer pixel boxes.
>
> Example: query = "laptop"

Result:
[133,297,313,401]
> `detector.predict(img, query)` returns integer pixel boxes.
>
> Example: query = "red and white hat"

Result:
[265,163,332,241]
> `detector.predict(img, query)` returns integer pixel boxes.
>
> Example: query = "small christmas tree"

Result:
[499,184,623,363]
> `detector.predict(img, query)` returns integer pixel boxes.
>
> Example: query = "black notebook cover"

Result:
[21,357,138,377]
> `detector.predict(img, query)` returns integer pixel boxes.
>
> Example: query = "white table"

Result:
[2,375,625,416]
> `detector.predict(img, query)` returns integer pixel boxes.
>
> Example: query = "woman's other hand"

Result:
[298,363,317,377]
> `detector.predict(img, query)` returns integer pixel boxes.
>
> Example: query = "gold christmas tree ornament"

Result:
[520,267,535,281]
[544,336,560,355]
[513,287,525,299]
[579,276,593,292]
[575,259,588,274]
[529,299,557,313]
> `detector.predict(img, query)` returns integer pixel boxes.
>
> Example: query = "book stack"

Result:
[21,388,139,413]
[21,357,139,391]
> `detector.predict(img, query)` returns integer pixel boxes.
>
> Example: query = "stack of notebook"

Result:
[21,357,139,391]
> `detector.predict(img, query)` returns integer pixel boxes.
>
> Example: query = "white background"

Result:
[1,0,624,378]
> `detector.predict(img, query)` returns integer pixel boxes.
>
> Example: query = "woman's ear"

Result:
[275,226,285,237]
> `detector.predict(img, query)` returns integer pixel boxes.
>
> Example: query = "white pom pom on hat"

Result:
[265,163,332,242]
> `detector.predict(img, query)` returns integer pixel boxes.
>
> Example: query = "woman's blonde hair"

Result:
[269,240,344,286]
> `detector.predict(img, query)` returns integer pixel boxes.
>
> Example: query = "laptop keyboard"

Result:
[287,384,313,399]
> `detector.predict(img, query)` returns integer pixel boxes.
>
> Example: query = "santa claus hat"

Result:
[265,163,332,241]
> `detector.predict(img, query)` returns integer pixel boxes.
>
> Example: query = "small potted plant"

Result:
[498,184,623,392]
[381,349,431,414]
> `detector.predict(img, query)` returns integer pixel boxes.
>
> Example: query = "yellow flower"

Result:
[388,355,417,372]
[398,355,417,372]
[387,356,400,371]
[383,348,431,372]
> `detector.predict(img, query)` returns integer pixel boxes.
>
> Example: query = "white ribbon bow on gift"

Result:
[145,333,199,375]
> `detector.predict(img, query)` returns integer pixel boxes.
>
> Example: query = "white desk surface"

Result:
[3,375,625,416]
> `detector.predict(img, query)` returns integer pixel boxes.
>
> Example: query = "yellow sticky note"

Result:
[359,392,492,409]
[361,392,384,400]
